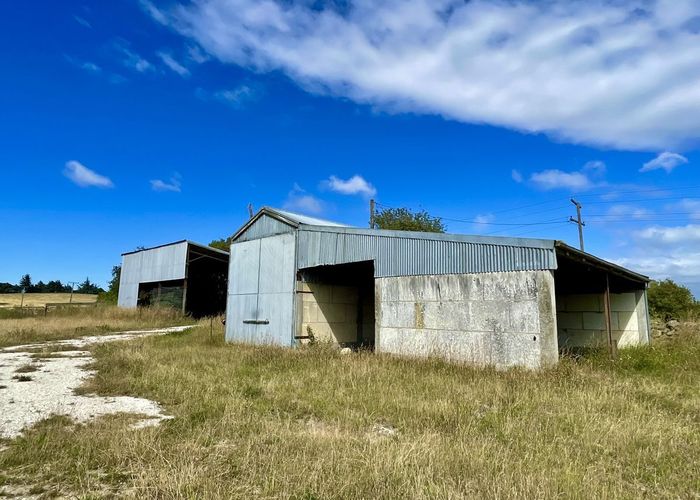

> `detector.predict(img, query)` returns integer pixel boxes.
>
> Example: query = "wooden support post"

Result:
[603,273,617,360]
[182,278,188,315]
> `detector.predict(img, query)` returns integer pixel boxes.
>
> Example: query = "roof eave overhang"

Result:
[554,241,649,284]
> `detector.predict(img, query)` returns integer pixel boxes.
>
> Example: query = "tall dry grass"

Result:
[0,305,194,348]
[1,322,698,498]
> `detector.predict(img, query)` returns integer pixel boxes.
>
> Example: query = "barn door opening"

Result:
[296,260,375,350]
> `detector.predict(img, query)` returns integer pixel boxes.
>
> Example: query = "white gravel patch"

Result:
[0,326,192,439]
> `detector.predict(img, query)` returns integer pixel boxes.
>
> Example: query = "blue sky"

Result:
[2,0,700,295]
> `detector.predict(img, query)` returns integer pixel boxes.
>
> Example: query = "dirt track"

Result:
[0,326,191,439]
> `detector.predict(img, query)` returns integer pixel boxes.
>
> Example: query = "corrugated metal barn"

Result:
[225,207,650,369]
[118,240,229,317]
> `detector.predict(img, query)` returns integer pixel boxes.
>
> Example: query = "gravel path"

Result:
[0,326,192,439]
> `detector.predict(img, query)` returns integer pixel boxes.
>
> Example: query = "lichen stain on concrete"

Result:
[414,302,425,329]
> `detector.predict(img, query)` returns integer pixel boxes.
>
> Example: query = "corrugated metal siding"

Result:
[235,214,294,243]
[226,233,297,346]
[117,242,188,307]
[297,230,557,277]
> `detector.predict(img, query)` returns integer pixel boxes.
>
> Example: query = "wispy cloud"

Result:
[64,54,128,84]
[283,183,324,214]
[150,173,182,192]
[64,55,102,74]
[323,175,376,197]
[529,170,593,191]
[187,45,210,64]
[640,152,689,173]
[214,86,255,107]
[145,0,700,150]
[668,199,700,219]
[606,204,651,219]
[511,169,523,183]
[116,42,154,73]
[73,15,91,29]
[158,52,190,77]
[196,85,259,108]
[473,213,495,231]
[139,0,168,25]
[63,161,114,188]
[527,160,606,191]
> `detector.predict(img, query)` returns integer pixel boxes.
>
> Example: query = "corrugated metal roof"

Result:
[297,227,557,277]
[231,208,648,281]
[270,208,350,228]
[232,207,351,242]
[122,240,229,256]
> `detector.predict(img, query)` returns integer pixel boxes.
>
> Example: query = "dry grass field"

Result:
[0,313,698,498]
[0,293,97,308]
[0,305,194,348]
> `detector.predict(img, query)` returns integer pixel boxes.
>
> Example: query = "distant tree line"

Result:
[0,274,105,295]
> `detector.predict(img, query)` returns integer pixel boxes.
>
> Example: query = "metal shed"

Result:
[225,207,650,368]
[118,240,229,317]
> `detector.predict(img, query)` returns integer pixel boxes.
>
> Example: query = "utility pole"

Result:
[67,281,78,304]
[369,199,376,229]
[569,198,585,252]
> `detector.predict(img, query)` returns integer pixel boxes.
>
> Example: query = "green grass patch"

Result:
[0,324,698,498]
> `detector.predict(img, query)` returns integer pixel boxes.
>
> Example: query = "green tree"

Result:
[19,274,32,291]
[209,237,233,252]
[76,277,104,295]
[648,279,697,320]
[99,266,121,303]
[374,207,446,233]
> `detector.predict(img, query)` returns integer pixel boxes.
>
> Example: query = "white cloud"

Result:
[582,160,606,175]
[283,183,324,214]
[150,173,182,192]
[116,43,154,73]
[139,0,168,25]
[614,223,700,295]
[511,169,523,183]
[81,62,101,73]
[73,15,91,29]
[187,45,210,64]
[635,224,700,245]
[529,169,592,191]
[640,152,689,173]
[63,161,114,188]
[616,252,700,296]
[323,175,376,197]
[606,204,651,219]
[473,213,495,230]
[146,0,700,150]
[202,85,257,108]
[157,52,190,77]
[669,199,700,219]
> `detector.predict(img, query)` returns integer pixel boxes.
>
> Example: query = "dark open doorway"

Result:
[553,245,649,355]
[297,260,375,349]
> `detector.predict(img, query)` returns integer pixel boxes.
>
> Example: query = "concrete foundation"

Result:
[374,270,559,369]
[556,291,649,348]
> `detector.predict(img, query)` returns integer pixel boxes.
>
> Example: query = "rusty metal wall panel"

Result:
[296,228,557,277]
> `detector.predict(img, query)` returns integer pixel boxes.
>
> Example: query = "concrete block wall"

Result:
[299,282,360,344]
[556,291,649,348]
[375,270,559,369]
